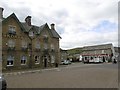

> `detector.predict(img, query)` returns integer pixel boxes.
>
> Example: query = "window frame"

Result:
[8,25,16,34]
[51,55,55,64]
[35,40,40,49]
[7,55,14,66]
[21,40,28,48]
[8,39,15,48]
[21,56,27,65]
[35,56,40,64]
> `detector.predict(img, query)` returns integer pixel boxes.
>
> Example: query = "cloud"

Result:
[0,0,118,49]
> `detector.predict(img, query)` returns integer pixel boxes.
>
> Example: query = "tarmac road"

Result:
[4,63,118,88]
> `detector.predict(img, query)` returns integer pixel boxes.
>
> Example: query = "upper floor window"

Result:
[8,25,16,35]
[35,40,40,49]
[7,55,14,66]
[43,34,48,43]
[8,39,15,48]
[51,44,54,49]
[21,40,27,48]
[29,31,34,38]
[102,50,104,54]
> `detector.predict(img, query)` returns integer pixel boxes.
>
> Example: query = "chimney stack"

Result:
[51,23,55,30]
[0,7,4,20]
[25,16,31,26]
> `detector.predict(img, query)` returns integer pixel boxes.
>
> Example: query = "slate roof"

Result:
[2,13,26,32]
[21,22,61,38]
[3,13,61,39]
[21,23,32,32]
[50,28,61,38]
[83,43,113,51]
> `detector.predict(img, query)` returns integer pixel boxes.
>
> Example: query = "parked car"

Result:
[67,60,72,64]
[93,58,103,63]
[83,58,103,64]
[0,74,7,90]
[60,60,71,65]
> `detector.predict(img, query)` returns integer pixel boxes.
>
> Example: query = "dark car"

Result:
[0,74,7,90]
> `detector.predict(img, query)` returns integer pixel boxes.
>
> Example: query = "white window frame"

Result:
[35,56,40,64]
[51,44,54,50]
[51,55,55,64]
[102,50,105,54]
[29,31,34,37]
[21,56,27,65]
[7,55,14,66]
[8,25,16,32]
[8,39,15,48]
[21,40,27,48]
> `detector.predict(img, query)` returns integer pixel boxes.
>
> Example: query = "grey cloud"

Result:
[54,9,69,18]
[1,2,32,22]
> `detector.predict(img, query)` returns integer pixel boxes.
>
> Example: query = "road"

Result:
[4,63,118,88]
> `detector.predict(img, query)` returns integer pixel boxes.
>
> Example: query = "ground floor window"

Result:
[35,56,40,64]
[21,56,27,65]
[51,55,55,63]
[7,55,14,66]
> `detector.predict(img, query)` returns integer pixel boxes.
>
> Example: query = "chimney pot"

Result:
[0,7,4,20]
[25,16,31,26]
[51,23,55,30]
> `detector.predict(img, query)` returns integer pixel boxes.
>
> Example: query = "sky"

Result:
[0,0,119,50]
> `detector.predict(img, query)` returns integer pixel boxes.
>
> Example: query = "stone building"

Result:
[60,49,68,61]
[81,43,115,62]
[2,8,61,71]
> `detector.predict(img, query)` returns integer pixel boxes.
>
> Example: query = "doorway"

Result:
[44,56,47,68]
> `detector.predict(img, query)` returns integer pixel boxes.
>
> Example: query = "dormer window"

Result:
[8,25,16,35]
[43,34,48,43]
[51,44,55,52]
[29,31,34,38]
